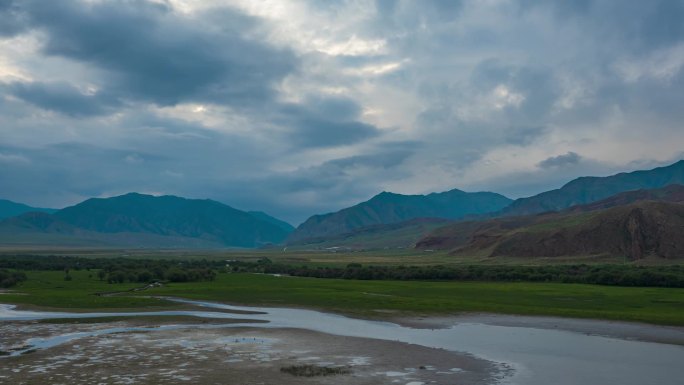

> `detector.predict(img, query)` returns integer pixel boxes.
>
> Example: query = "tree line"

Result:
[0,255,222,284]
[1,255,683,288]
[230,259,684,288]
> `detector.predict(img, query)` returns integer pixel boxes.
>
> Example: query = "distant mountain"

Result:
[289,189,512,242]
[0,199,56,220]
[248,211,295,233]
[0,193,293,248]
[0,211,226,248]
[287,218,450,251]
[1,211,78,234]
[416,187,684,260]
[501,160,684,216]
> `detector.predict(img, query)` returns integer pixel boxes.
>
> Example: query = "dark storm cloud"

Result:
[290,119,379,148]
[538,152,582,169]
[19,0,295,106]
[277,96,380,148]
[1,1,382,149]
[5,81,121,117]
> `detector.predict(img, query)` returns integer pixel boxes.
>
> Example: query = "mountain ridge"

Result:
[501,160,684,216]
[0,192,292,248]
[0,198,56,220]
[415,184,684,260]
[288,188,512,242]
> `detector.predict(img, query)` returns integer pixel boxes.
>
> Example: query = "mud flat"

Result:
[0,320,500,385]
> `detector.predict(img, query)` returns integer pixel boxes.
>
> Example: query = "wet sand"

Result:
[0,320,503,385]
[393,313,684,345]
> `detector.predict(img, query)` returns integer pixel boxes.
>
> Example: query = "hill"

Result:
[0,199,56,220]
[501,160,684,216]
[0,193,292,248]
[416,187,684,260]
[289,189,512,242]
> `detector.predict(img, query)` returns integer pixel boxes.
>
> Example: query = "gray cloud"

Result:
[1,0,683,224]
[0,0,27,36]
[522,1,684,53]
[5,81,121,117]
[538,152,582,169]
[270,95,382,148]
[20,1,295,107]
[288,118,380,148]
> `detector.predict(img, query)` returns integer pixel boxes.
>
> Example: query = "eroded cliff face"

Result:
[416,201,684,260]
[489,203,684,260]
[626,207,648,260]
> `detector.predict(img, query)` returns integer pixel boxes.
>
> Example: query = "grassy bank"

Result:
[1,270,683,325]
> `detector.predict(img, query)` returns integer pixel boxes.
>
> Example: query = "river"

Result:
[1,298,683,385]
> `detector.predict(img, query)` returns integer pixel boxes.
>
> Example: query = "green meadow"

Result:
[2,269,683,326]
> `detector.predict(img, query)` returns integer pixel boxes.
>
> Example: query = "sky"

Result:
[1,0,684,225]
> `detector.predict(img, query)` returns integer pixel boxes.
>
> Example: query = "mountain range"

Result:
[288,189,512,242]
[416,185,684,260]
[288,161,684,260]
[500,160,684,217]
[0,193,291,248]
[0,160,683,257]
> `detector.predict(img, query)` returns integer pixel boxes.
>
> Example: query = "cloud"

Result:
[5,81,120,117]
[0,0,27,36]
[19,1,296,107]
[1,0,684,224]
[537,152,582,169]
[0,151,29,164]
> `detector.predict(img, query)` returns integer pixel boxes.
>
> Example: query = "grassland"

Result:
[1,269,683,326]
[3,246,671,266]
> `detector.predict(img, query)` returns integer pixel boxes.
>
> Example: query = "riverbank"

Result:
[0,320,501,385]
[3,271,683,326]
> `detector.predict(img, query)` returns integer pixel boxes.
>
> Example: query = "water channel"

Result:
[2,298,682,385]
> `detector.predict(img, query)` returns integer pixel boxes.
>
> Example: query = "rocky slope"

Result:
[417,198,684,260]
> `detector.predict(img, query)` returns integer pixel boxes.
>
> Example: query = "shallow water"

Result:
[2,299,683,385]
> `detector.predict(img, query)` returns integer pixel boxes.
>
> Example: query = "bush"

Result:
[0,269,27,288]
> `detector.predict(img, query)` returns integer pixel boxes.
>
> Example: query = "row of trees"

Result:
[230,260,684,288]
[0,255,226,271]
[2,255,683,287]
[0,255,222,285]
[103,267,216,284]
